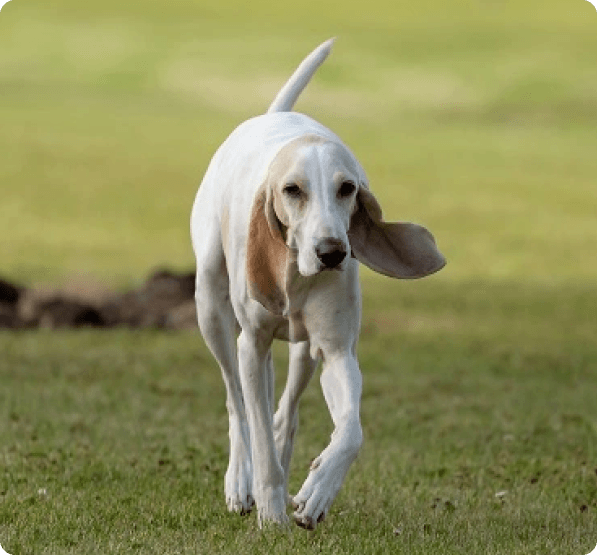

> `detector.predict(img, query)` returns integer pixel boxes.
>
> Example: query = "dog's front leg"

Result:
[237,329,289,527]
[292,350,363,529]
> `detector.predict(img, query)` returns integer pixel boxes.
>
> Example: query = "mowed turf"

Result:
[0,0,596,553]
[1,282,596,554]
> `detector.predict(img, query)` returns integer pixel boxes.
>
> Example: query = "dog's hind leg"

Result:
[193,225,254,515]
[273,341,318,499]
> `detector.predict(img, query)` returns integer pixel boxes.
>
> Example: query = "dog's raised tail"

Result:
[267,38,335,114]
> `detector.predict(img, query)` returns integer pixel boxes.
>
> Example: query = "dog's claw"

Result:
[294,514,316,530]
[239,496,254,516]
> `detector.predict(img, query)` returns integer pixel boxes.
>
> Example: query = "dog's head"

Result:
[246,135,446,315]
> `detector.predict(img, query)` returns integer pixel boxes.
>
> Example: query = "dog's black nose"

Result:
[316,238,347,269]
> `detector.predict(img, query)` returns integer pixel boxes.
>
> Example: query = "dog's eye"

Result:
[283,184,302,198]
[338,181,356,198]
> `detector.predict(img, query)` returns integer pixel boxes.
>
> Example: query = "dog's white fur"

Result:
[190,39,445,529]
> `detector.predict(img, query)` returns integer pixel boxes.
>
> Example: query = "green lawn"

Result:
[1,0,596,553]
[1,282,596,554]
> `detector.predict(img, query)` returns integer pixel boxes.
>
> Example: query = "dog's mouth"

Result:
[319,262,345,272]
[296,260,338,278]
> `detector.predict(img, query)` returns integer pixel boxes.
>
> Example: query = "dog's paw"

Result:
[255,485,290,529]
[291,458,344,530]
[224,420,254,515]
[291,490,330,530]
[257,509,290,530]
[224,452,254,514]
[293,504,326,530]
[226,491,255,515]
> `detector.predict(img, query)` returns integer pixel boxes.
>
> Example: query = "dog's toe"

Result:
[227,493,254,515]
[239,495,255,516]
[294,514,316,530]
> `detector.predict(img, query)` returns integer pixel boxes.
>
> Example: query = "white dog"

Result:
[190,38,445,529]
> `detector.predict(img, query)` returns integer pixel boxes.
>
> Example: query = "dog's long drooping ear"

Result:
[348,186,446,279]
[246,184,289,315]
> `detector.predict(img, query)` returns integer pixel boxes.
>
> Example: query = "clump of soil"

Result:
[0,269,197,330]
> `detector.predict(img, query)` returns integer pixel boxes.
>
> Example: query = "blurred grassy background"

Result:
[1,0,596,287]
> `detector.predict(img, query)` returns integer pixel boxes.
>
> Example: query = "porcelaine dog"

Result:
[191,38,445,529]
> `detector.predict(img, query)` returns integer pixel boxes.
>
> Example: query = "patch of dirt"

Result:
[0,268,197,330]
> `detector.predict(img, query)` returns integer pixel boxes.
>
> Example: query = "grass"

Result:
[1,0,597,552]
[1,281,596,554]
